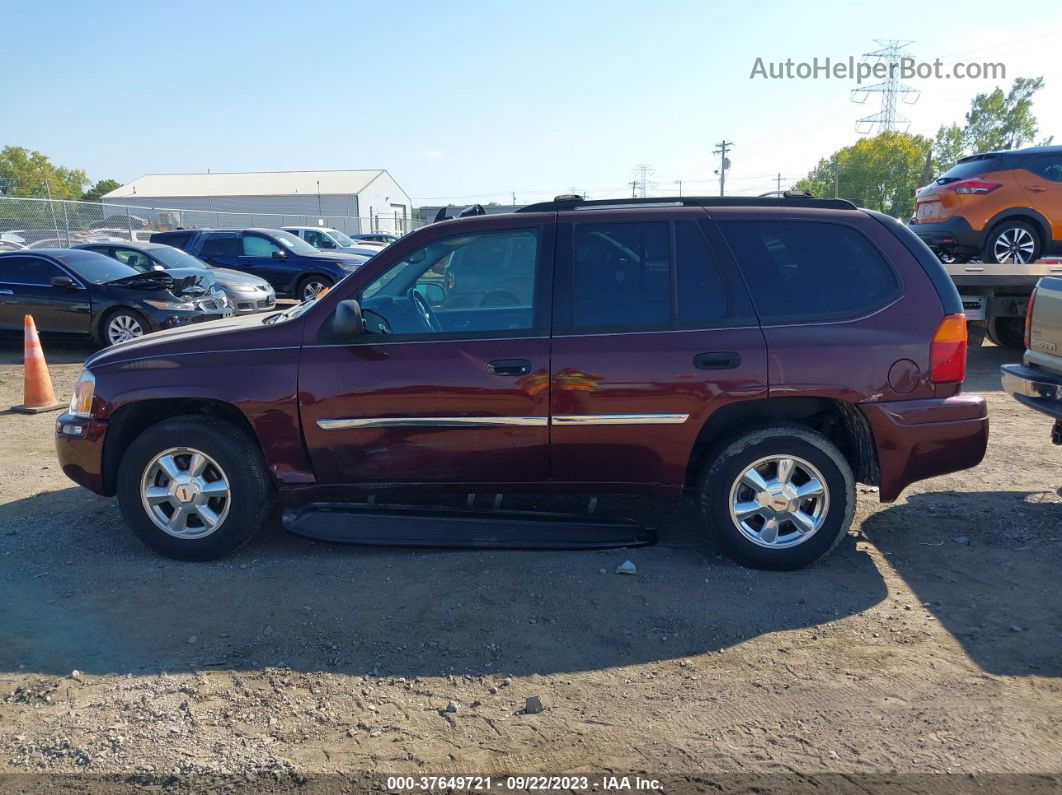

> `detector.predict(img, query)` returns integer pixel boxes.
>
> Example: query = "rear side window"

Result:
[199,233,240,258]
[572,222,670,328]
[151,231,194,248]
[718,220,899,322]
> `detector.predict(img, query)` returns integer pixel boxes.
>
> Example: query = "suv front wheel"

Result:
[116,416,274,560]
[698,423,855,569]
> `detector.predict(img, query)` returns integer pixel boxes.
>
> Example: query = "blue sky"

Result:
[3,0,1062,204]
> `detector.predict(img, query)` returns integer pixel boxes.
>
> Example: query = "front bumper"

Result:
[909,216,981,255]
[229,290,277,315]
[143,304,233,332]
[860,394,989,502]
[55,413,111,495]
[1001,363,1062,421]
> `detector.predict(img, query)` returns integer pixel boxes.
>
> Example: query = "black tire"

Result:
[116,416,273,560]
[97,308,149,347]
[981,220,1041,264]
[697,423,855,570]
[987,316,1026,350]
[297,274,333,303]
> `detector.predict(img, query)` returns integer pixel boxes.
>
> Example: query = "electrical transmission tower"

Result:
[632,164,655,198]
[851,39,919,134]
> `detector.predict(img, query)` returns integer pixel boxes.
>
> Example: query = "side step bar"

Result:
[283,502,656,550]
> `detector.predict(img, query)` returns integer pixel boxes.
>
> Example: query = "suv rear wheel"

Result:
[982,220,1041,264]
[116,416,273,560]
[697,423,855,569]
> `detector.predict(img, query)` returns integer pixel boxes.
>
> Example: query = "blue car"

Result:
[150,228,367,302]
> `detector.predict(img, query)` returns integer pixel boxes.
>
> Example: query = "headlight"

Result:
[68,370,95,418]
[144,298,195,310]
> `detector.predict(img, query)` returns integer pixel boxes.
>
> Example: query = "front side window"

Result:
[355,227,540,337]
[718,220,899,322]
[243,234,282,257]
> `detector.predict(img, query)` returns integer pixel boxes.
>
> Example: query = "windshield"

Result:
[327,229,356,246]
[53,250,140,284]
[265,296,319,324]
[151,246,210,269]
[272,229,320,255]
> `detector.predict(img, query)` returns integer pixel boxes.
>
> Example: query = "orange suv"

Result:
[911,145,1062,264]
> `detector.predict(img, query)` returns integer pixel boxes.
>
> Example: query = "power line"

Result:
[851,39,920,134]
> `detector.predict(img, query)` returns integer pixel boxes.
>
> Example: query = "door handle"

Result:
[694,351,741,370]
[487,358,532,376]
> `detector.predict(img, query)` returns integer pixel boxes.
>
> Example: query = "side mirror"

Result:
[50,276,76,289]
[332,299,364,338]
[272,249,287,259]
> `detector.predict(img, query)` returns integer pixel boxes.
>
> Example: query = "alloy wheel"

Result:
[140,447,231,539]
[302,280,327,301]
[107,314,145,345]
[728,455,829,549]
[992,227,1036,264]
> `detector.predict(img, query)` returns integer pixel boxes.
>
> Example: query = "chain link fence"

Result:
[0,196,426,250]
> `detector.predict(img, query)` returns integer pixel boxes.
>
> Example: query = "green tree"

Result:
[963,76,1044,153]
[0,146,88,199]
[930,77,1049,173]
[81,178,121,202]
[795,131,931,218]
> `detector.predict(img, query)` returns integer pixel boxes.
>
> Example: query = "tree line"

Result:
[795,77,1049,218]
[0,145,120,203]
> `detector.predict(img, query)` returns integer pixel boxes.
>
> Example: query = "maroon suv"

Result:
[55,195,989,569]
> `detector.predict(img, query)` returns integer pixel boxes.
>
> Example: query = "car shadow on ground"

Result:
[0,336,98,365]
[1,488,887,678]
[862,491,1062,678]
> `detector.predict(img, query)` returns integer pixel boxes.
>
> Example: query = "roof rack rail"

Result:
[516,193,856,213]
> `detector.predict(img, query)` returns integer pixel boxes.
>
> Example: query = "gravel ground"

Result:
[0,336,1060,793]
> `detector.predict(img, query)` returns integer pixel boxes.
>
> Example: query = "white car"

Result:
[282,226,386,259]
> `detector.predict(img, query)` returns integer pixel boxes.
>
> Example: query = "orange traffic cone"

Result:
[12,315,65,414]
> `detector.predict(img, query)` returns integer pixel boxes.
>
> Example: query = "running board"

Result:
[282,502,656,550]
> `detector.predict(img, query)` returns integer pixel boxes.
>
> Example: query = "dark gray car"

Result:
[74,241,276,315]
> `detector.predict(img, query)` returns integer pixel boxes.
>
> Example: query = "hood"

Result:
[86,309,292,369]
[300,250,366,264]
[207,266,272,290]
[337,246,381,258]
[106,267,216,297]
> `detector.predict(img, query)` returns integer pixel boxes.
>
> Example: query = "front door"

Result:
[548,211,768,489]
[299,222,554,484]
[0,255,92,335]
[236,232,291,290]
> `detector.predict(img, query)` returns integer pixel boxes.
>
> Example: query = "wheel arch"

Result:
[982,208,1051,250]
[686,397,879,491]
[102,398,264,496]
[93,305,147,344]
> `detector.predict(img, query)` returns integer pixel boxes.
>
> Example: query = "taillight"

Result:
[1025,288,1037,349]
[930,314,968,384]
[950,179,1000,195]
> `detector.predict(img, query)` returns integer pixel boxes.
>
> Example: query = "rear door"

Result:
[1017,153,1062,245]
[195,232,241,269]
[548,209,768,489]
[0,255,92,334]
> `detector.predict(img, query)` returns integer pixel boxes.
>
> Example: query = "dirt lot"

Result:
[1,337,1060,792]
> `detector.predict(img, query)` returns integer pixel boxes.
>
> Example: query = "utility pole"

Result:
[832,158,841,198]
[630,180,638,198]
[713,140,733,196]
[675,179,683,197]
[776,173,783,193]
[512,191,517,206]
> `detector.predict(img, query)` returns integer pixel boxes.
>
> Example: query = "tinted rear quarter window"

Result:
[719,220,899,322]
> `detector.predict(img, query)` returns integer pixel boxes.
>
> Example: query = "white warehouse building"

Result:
[102,169,413,234]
